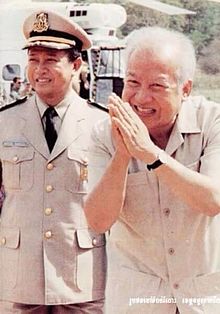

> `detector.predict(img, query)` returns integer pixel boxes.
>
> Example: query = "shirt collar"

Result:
[165,96,202,155]
[175,96,202,134]
[35,89,75,120]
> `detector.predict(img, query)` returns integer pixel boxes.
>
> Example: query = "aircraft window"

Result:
[2,64,20,81]
[109,30,115,36]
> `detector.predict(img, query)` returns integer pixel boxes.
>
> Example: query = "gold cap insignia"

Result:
[33,12,49,33]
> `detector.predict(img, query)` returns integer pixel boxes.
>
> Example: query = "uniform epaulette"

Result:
[0,96,27,112]
[87,99,109,113]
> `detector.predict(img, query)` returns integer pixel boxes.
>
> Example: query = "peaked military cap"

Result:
[23,10,92,51]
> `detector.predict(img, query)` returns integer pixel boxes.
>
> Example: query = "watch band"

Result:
[146,150,167,171]
[146,159,163,171]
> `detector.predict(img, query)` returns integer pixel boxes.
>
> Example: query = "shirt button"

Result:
[12,156,19,162]
[45,207,53,216]
[168,248,175,255]
[173,283,179,289]
[1,237,6,245]
[47,163,54,170]
[45,230,52,239]
[92,238,98,246]
[164,208,170,216]
[46,185,53,192]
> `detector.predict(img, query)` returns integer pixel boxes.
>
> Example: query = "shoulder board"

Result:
[87,99,109,113]
[0,96,27,112]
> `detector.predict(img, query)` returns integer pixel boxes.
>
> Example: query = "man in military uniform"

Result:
[0,10,107,314]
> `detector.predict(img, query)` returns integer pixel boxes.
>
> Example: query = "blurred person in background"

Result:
[20,81,34,98]
[9,76,22,101]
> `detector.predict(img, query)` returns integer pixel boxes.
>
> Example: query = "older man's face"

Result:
[122,48,185,137]
[27,47,74,105]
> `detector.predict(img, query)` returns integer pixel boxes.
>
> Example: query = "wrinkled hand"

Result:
[108,93,158,163]
[109,95,131,162]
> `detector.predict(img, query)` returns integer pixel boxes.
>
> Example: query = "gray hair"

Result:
[123,27,196,84]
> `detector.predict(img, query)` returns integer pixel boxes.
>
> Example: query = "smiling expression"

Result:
[27,47,77,105]
[122,48,188,137]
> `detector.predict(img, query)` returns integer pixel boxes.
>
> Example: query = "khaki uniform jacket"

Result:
[0,93,107,305]
[89,96,220,314]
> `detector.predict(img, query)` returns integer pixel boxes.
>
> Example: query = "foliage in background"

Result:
[74,0,220,69]
[73,0,220,101]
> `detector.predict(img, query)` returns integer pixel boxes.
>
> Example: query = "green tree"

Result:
[199,38,220,74]
[73,0,220,67]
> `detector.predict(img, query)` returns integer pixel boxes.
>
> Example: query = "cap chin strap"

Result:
[30,29,83,50]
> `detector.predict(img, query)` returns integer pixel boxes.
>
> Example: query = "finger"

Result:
[110,94,141,128]
[110,104,137,138]
[111,118,128,149]
[108,104,115,118]
[112,117,135,150]
[109,98,134,130]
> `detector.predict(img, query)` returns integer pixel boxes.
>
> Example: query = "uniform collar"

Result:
[35,89,75,120]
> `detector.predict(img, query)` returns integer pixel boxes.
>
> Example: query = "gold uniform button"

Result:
[45,230,52,239]
[45,207,53,215]
[47,163,54,170]
[46,185,53,192]
[92,238,98,246]
[1,237,6,245]
[12,156,19,162]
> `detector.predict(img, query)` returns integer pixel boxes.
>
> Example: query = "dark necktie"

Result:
[44,107,58,152]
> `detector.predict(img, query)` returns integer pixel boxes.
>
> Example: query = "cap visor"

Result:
[23,41,72,50]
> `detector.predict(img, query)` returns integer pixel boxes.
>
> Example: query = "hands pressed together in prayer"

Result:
[108,93,158,164]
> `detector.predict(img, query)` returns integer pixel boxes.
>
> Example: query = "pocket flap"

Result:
[67,149,88,164]
[76,229,106,249]
[0,227,20,249]
[1,149,34,163]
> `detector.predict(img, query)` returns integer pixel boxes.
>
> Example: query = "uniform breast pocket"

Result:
[1,149,34,191]
[65,148,89,194]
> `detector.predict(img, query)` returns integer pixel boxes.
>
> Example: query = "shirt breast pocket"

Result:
[121,171,155,229]
[65,148,89,194]
[1,148,34,191]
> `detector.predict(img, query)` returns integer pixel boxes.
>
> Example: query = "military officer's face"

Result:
[27,47,77,106]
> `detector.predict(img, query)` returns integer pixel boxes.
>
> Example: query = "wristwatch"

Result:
[146,151,167,171]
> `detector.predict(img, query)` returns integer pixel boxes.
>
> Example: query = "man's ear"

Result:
[72,57,82,72]
[182,80,193,100]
